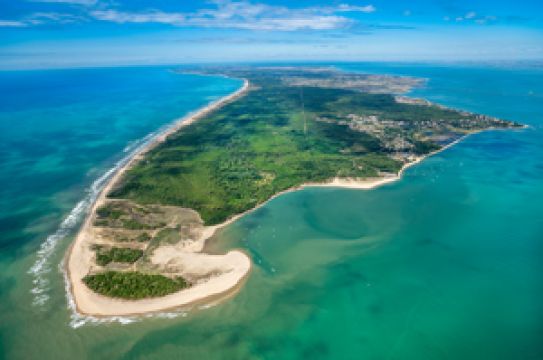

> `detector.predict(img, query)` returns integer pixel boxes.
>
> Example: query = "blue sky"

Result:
[1,0,542,69]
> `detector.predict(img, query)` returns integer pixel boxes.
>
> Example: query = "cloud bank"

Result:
[1,0,377,30]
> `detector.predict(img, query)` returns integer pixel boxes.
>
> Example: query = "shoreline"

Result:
[204,126,525,252]
[66,77,252,317]
[65,71,522,318]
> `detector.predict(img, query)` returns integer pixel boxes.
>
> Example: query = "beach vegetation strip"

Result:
[83,271,188,300]
[92,246,143,266]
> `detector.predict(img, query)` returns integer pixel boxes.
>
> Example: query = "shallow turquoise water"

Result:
[0,64,542,359]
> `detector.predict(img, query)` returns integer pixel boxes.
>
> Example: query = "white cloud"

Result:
[0,20,27,27]
[29,0,98,5]
[91,10,185,25]
[336,4,376,13]
[26,12,85,24]
[475,15,497,25]
[90,1,372,31]
[232,16,349,31]
[91,9,350,30]
[447,11,497,25]
[0,12,83,27]
[5,0,374,30]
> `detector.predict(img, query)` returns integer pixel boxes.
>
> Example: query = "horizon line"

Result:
[1,58,542,71]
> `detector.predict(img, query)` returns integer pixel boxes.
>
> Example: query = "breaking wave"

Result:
[27,121,176,309]
[27,83,243,326]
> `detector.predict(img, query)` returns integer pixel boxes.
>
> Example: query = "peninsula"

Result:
[66,67,520,316]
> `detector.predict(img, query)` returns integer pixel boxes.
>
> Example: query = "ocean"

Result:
[0,63,541,359]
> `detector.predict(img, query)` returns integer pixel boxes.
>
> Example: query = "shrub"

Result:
[95,247,143,266]
[83,271,188,299]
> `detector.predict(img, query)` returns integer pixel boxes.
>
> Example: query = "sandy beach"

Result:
[66,75,498,318]
[67,78,252,317]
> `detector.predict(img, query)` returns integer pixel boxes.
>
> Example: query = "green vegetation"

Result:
[107,68,517,226]
[136,232,151,242]
[83,67,519,301]
[83,271,188,299]
[153,227,181,245]
[96,204,124,220]
[139,227,182,262]
[94,201,166,229]
[94,246,143,266]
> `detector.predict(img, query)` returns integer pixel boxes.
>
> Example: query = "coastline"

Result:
[66,78,252,317]
[65,71,520,318]
[204,126,523,251]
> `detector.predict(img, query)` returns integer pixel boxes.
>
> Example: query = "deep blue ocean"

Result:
[0,63,541,359]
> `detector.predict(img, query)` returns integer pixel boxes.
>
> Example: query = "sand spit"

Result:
[67,79,251,317]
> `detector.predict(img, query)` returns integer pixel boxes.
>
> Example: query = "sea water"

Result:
[0,63,541,359]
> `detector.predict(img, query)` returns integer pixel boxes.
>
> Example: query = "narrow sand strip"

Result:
[67,79,252,317]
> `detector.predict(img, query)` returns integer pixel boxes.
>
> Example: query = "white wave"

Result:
[30,119,195,326]
[28,123,170,312]
[123,131,157,153]
[29,84,244,326]
[61,258,189,328]
[198,303,218,310]
[28,198,90,307]
[152,312,187,319]
[61,261,140,328]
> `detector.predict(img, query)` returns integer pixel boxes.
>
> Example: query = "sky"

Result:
[1,0,542,69]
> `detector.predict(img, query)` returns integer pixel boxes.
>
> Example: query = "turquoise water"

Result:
[0,64,542,359]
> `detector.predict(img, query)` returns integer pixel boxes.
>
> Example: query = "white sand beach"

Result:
[67,79,252,317]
